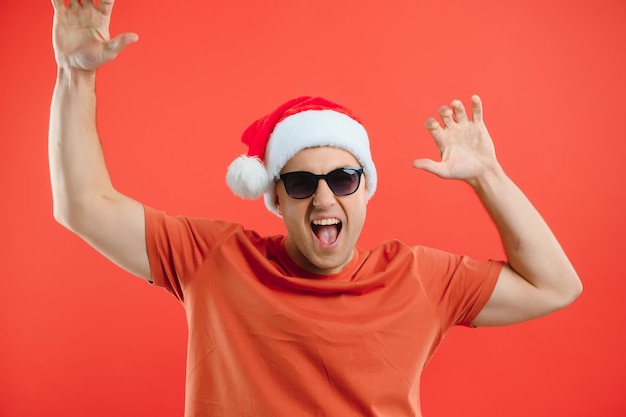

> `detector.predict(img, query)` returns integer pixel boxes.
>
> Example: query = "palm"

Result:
[52,0,137,71]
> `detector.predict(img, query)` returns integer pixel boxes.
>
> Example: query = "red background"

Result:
[1,1,625,416]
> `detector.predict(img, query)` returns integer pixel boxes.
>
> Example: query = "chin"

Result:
[310,253,352,275]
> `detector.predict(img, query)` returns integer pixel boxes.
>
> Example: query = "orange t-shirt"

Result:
[144,206,503,417]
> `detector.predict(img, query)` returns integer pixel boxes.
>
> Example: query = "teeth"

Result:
[312,218,340,226]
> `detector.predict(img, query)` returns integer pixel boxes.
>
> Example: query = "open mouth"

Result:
[311,218,342,246]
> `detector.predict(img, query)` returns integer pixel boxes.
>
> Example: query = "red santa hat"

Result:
[226,96,377,216]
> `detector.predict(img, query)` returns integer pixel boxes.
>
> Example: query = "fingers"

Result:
[471,95,483,123]
[424,116,441,132]
[103,32,139,60]
[432,96,483,127]
[412,158,448,179]
[51,0,65,11]
[438,105,455,128]
[64,0,103,11]
[424,116,450,156]
[412,158,436,171]
[451,99,469,122]
[98,0,115,16]
[438,99,470,126]
[52,0,102,13]
[423,96,484,155]
[424,116,444,143]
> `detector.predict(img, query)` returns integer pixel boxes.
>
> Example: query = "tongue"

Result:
[315,225,338,245]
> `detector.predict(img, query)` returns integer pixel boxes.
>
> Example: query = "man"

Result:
[49,0,582,416]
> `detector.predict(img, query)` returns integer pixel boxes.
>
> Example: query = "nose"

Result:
[312,179,336,208]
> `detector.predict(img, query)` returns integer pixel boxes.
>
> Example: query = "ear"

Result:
[274,193,282,215]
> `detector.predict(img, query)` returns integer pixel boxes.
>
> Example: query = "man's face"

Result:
[275,146,368,275]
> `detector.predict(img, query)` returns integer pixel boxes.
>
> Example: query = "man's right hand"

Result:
[51,0,138,71]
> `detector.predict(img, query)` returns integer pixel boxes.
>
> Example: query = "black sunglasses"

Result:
[278,167,364,199]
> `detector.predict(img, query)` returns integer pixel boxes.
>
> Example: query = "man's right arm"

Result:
[49,0,150,280]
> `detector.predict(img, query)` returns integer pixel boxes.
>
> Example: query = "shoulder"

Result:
[145,205,245,234]
[363,240,496,283]
[356,240,457,280]
[144,205,284,249]
[367,239,457,263]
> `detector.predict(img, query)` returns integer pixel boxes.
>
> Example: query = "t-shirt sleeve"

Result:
[416,246,504,329]
[144,205,237,302]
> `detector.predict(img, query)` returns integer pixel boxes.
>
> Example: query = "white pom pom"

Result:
[226,155,271,199]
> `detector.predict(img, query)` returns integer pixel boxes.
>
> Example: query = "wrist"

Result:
[57,66,96,84]
[468,161,507,194]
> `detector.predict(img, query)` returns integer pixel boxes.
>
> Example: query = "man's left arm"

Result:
[413,96,582,327]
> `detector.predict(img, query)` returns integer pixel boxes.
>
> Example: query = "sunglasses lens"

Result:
[327,168,362,196]
[283,172,317,199]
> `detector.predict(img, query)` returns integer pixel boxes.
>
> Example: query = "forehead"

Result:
[282,146,360,173]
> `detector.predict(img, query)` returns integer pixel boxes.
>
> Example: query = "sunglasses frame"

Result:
[278,167,364,199]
